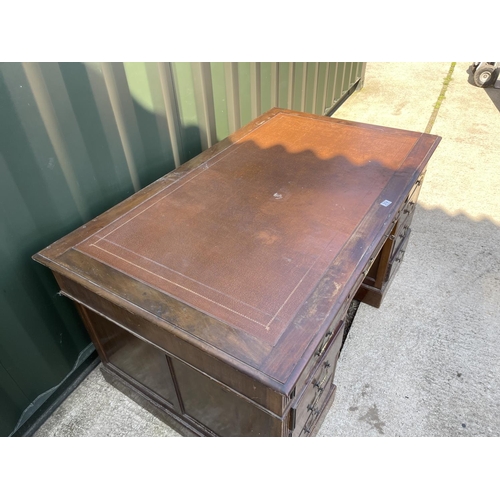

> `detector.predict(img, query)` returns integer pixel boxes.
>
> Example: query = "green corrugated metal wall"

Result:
[0,61,366,436]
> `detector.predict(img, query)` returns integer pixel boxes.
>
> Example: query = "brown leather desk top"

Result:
[35,108,441,393]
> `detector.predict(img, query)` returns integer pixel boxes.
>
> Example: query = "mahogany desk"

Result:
[34,109,441,436]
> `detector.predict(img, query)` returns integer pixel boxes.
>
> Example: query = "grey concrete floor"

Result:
[35,62,500,437]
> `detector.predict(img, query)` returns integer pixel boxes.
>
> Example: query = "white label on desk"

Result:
[380,200,392,207]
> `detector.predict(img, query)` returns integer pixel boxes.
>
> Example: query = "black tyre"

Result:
[474,64,495,87]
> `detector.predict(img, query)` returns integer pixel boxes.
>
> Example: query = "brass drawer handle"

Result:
[301,363,333,436]
[308,391,322,413]
[316,331,332,357]
[307,404,320,416]
[404,202,415,214]
[398,226,409,239]
[306,387,324,418]
[313,361,331,392]
[385,219,397,240]
[317,320,344,357]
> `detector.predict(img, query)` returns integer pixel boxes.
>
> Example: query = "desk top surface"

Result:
[35,109,441,392]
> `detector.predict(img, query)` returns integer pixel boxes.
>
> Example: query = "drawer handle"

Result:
[307,404,320,416]
[304,365,332,430]
[308,392,322,414]
[395,250,405,262]
[385,220,397,240]
[317,320,344,357]
[307,387,324,418]
[398,226,409,239]
[313,362,331,392]
[404,202,415,214]
[315,331,333,357]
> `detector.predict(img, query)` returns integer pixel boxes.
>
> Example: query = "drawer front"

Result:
[290,327,343,436]
[386,228,412,282]
[390,214,413,259]
[293,318,346,398]
[299,384,337,437]
[388,174,422,259]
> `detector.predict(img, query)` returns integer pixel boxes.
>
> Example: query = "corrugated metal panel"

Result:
[0,61,366,436]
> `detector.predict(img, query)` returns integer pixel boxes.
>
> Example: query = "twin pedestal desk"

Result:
[34,109,440,437]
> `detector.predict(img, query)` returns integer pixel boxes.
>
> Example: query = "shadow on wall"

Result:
[0,62,204,437]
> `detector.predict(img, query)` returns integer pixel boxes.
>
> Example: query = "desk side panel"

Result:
[53,271,287,416]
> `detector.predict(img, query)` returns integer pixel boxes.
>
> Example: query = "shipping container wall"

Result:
[0,62,366,436]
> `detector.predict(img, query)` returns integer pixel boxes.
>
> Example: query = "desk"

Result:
[34,109,440,436]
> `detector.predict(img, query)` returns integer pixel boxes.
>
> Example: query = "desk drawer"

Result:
[293,317,346,397]
[298,384,337,437]
[390,214,413,259]
[390,175,421,246]
[400,175,423,222]
[386,228,412,282]
[290,326,343,436]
